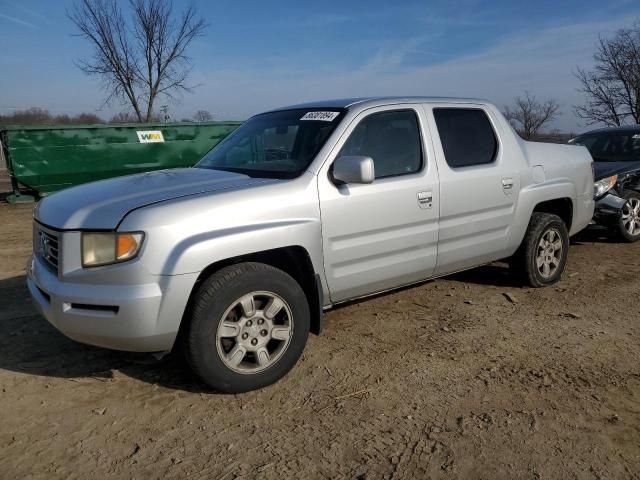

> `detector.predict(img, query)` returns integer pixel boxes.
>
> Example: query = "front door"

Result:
[318,105,440,303]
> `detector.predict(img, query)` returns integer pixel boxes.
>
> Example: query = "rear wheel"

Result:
[617,192,640,242]
[184,262,310,393]
[511,212,569,288]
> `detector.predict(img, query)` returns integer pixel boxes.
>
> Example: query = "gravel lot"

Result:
[0,200,639,479]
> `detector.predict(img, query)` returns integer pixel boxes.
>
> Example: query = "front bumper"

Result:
[27,254,199,352]
[593,193,626,226]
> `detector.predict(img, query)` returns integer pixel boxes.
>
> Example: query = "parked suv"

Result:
[569,126,640,241]
[28,97,595,392]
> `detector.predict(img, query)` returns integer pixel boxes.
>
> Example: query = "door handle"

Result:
[417,191,433,209]
[502,178,514,193]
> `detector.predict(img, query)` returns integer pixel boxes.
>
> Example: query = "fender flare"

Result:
[508,179,576,254]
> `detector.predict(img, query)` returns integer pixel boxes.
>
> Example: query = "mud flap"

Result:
[310,274,324,335]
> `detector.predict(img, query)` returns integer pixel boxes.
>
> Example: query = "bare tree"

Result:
[193,109,213,122]
[574,22,640,126]
[69,0,207,123]
[503,92,561,140]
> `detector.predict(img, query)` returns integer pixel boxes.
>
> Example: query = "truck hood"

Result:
[35,168,273,230]
[593,160,640,181]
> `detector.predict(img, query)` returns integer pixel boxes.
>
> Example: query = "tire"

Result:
[184,262,310,393]
[510,212,569,288]
[616,191,640,243]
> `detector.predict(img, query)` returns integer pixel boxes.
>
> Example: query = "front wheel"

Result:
[617,192,640,242]
[183,262,310,393]
[510,212,569,288]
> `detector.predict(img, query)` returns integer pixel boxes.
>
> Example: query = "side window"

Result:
[433,108,498,168]
[339,110,423,179]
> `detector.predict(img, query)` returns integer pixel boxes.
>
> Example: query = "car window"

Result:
[573,132,640,162]
[222,126,298,168]
[339,110,423,179]
[572,135,598,151]
[433,108,498,168]
[197,109,345,179]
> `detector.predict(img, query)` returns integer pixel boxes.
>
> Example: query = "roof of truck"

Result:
[268,96,491,112]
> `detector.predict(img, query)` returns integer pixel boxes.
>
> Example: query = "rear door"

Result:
[318,105,440,303]
[425,105,520,275]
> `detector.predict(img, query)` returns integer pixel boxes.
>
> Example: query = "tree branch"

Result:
[573,24,640,126]
[68,0,206,122]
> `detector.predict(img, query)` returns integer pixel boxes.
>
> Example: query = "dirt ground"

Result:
[0,199,639,479]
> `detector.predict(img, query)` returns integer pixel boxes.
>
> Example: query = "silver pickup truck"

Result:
[27,97,595,392]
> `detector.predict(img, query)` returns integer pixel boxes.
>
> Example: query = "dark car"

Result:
[570,126,640,242]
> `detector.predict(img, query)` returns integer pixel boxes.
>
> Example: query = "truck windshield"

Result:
[572,131,640,162]
[196,108,345,179]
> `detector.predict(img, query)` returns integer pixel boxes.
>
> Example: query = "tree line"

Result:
[0,108,216,126]
[0,108,104,126]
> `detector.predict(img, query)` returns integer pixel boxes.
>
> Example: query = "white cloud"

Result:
[183,15,636,132]
[4,0,49,23]
[2,10,635,131]
[0,12,36,28]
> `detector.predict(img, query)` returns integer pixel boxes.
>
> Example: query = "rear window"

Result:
[433,108,498,168]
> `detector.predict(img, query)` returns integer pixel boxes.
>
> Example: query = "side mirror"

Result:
[332,155,375,184]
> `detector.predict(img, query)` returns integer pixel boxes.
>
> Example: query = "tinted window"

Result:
[433,108,498,168]
[339,110,423,179]
[572,132,640,162]
[197,109,345,179]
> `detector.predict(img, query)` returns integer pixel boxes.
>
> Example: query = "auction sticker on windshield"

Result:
[300,111,340,121]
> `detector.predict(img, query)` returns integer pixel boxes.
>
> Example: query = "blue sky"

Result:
[0,0,639,131]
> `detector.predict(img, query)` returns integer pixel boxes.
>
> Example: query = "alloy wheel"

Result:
[215,291,293,374]
[622,197,640,237]
[536,228,563,279]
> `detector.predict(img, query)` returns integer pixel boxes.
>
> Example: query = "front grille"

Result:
[37,228,60,272]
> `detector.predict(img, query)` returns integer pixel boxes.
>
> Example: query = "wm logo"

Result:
[136,130,165,143]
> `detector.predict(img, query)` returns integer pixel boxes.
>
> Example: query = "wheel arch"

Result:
[507,178,578,258]
[532,197,574,230]
[178,246,323,342]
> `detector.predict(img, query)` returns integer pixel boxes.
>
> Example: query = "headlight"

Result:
[82,232,144,267]
[593,175,617,199]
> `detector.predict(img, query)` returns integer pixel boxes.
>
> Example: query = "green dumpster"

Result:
[0,121,241,203]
